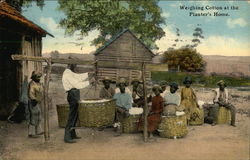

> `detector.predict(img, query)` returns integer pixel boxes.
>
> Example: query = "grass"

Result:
[151,71,250,87]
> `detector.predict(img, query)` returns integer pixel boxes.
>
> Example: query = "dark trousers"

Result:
[115,107,127,123]
[64,88,80,141]
[212,103,236,125]
[203,104,215,124]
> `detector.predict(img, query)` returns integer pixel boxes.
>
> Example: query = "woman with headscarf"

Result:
[180,76,202,124]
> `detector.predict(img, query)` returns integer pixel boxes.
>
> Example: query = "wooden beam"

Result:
[11,55,95,65]
[12,55,167,71]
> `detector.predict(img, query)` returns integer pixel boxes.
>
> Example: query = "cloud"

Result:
[156,27,250,56]
[155,26,193,53]
[42,30,100,54]
[40,17,60,33]
[162,12,170,18]
[227,18,248,28]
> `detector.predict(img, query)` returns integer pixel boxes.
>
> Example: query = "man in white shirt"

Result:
[62,64,92,143]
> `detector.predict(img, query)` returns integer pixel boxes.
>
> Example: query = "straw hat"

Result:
[152,84,162,92]
[217,80,226,87]
[131,78,142,85]
[169,82,179,90]
[102,76,112,83]
[31,71,42,80]
[183,76,192,84]
[116,78,128,87]
[160,80,168,87]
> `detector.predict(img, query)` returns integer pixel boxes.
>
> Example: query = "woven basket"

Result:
[56,104,80,128]
[189,108,204,126]
[158,114,188,138]
[120,114,141,133]
[216,107,231,124]
[78,99,116,127]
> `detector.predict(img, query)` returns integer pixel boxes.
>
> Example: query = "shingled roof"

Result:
[0,1,53,37]
[94,29,155,57]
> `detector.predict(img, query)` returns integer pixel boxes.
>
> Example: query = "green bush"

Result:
[151,71,250,87]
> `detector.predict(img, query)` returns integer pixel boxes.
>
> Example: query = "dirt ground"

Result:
[0,74,249,160]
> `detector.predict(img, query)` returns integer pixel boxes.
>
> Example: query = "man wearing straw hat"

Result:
[62,64,93,143]
[27,71,44,138]
[99,76,115,99]
[113,78,133,136]
[211,80,236,127]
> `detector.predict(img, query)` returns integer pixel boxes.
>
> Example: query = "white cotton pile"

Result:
[207,101,214,105]
[80,99,111,103]
[176,111,185,116]
[197,100,205,109]
[129,107,143,115]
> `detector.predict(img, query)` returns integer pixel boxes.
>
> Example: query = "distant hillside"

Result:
[203,55,250,76]
[43,52,95,61]
[152,54,250,76]
[43,52,250,76]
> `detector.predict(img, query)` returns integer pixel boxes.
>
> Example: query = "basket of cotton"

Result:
[216,107,231,124]
[189,101,205,126]
[120,107,143,133]
[158,114,188,138]
[78,99,116,127]
[56,104,80,127]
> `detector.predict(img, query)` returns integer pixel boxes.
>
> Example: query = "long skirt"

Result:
[138,113,161,132]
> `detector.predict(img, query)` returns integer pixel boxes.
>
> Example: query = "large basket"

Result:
[56,104,80,128]
[216,107,231,124]
[120,114,141,133]
[78,99,116,127]
[189,108,204,126]
[158,114,188,138]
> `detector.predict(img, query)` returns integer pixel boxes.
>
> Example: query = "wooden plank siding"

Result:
[21,35,42,81]
[95,30,154,82]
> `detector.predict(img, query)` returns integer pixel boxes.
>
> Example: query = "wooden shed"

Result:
[95,29,155,83]
[0,1,53,119]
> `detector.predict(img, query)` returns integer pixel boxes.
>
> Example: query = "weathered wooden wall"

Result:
[95,31,154,83]
[21,35,42,80]
[0,28,42,119]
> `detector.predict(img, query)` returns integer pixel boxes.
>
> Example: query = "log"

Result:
[44,58,51,141]
[11,55,95,65]
[142,63,148,142]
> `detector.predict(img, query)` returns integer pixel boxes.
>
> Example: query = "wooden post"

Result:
[11,55,168,142]
[11,55,95,142]
[44,58,51,141]
[142,62,148,142]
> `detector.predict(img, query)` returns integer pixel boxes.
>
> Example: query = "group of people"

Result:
[20,64,236,143]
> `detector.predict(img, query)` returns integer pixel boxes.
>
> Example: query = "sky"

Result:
[22,0,250,56]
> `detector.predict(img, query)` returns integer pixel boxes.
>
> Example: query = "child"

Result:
[27,71,43,138]
[138,85,163,138]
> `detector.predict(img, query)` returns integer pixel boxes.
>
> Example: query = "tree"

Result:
[50,50,60,59]
[163,48,206,72]
[6,0,44,12]
[58,0,165,49]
